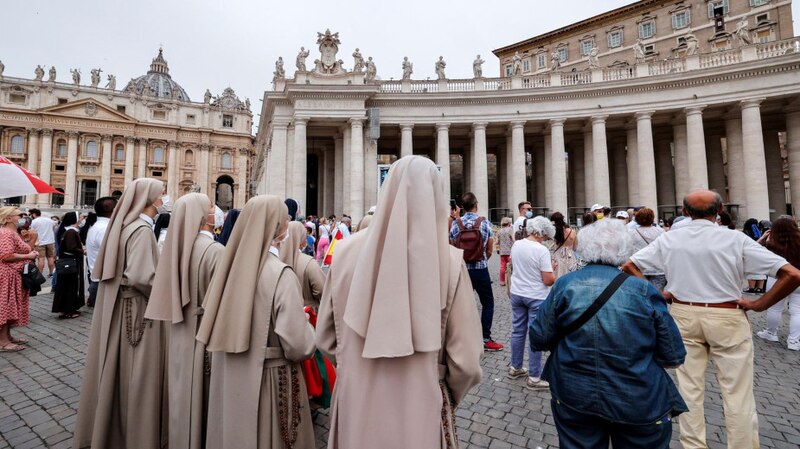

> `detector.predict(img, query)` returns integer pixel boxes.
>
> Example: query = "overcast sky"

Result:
[2,0,798,128]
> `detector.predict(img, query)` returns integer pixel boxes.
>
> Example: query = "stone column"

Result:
[237,148,249,208]
[269,122,289,198]
[582,129,593,206]
[167,141,179,201]
[400,124,414,157]
[787,112,800,217]
[740,99,770,220]
[544,134,552,208]
[626,126,639,206]
[550,119,568,215]
[510,121,527,209]
[25,129,40,206]
[100,134,112,197]
[636,111,658,213]
[499,140,509,211]
[198,144,211,195]
[725,118,746,210]
[64,131,79,208]
[435,123,451,198]
[286,125,295,199]
[37,129,53,207]
[124,137,135,186]
[573,141,586,210]
[349,118,365,223]
[364,135,378,211]
[334,134,344,215]
[654,134,676,207]
[706,134,726,195]
[611,141,628,205]
[463,146,471,193]
[292,118,308,213]
[592,116,611,207]
[342,126,351,215]
[472,122,490,217]
[534,147,546,207]
[324,147,336,216]
[685,106,709,191]
[673,124,689,204]
[137,138,148,179]
[763,129,785,219]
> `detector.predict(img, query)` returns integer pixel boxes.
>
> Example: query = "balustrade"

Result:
[700,49,741,69]
[757,37,800,59]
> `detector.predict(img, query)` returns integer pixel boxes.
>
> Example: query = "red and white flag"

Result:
[0,156,61,199]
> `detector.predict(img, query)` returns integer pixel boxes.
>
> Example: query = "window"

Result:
[56,140,67,158]
[9,94,26,104]
[153,146,165,163]
[185,149,194,165]
[114,168,123,175]
[708,0,729,18]
[152,171,163,177]
[10,135,24,154]
[750,0,769,6]
[756,29,772,43]
[85,140,98,158]
[186,114,196,125]
[115,144,124,161]
[117,105,126,114]
[557,47,568,62]
[639,20,656,39]
[504,64,513,76]
[222,114,233,128]
[57,98,68,104]
[221,153,232,170]
[672,10,691,29]
[608,30,623,48]
[522,58,531,73]
[537,53,546,69]
[644,44,656,54]
[756,13,769,23]
[580,39,595,56]
[55,165,65,172]
[53,188,65,206]
[153,110,167,120]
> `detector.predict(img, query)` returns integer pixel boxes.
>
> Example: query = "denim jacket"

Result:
[530,264,688,424]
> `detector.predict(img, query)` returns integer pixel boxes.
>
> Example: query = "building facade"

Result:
[255,29,800,226]
[0,49,254,211]
[493,0,794,76]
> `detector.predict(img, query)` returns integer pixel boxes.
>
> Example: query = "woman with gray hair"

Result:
[531,218,686,448]
[508,216,556,389]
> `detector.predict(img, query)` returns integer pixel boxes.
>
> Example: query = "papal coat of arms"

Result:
[85,102,97,117]
[313,29,346,75]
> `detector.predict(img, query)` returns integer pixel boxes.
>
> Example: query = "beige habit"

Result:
[196,195,316,449]
[279,221,326,309]
[316,156,484,449]
[73,178,168,449]
[144,193,224,449]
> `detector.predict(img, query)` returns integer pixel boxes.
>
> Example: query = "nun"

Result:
[279,221,326,309]
[52,211,85,319]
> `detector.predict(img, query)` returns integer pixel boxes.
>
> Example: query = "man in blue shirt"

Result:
[450,192,503,351]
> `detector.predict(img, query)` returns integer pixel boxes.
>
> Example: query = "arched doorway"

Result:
[215,175,234,211]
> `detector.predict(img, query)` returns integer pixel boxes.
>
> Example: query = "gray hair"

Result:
[576,218,634,266]
[526,216,555,239]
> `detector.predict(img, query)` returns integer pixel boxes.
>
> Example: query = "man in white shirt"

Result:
[337,216,352,239]
[512,201,532,237]
[29,209,56,275]
[622,190,800,449]
[85,197,117,307]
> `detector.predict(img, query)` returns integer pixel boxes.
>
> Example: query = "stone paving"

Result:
[2,256,800,448]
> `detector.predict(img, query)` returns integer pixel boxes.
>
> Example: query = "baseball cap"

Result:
[590,204,604,212]
[615,211,629,219]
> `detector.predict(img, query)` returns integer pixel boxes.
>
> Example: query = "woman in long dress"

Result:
[197,195,316,449]
[53,211,85,319]
[0,207,36,352]
[315,156,484,448]
[280,221,326,309]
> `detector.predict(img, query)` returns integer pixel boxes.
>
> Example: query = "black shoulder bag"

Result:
[560,272,629,337]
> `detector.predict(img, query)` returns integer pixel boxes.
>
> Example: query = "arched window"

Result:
[52,188,65,206]
[56,140,67,157]
[86,140,98,158]
[221,152,232,170]
[10,135,24,154]
[115,144,124,161]
[185,149,194,165]
[153,146,165,163]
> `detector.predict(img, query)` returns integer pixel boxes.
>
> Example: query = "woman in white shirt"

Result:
[508,216,556,390]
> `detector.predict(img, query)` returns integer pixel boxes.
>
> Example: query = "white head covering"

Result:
[341,155,451,359]
[279,221,306,271]
[145,193,211,323]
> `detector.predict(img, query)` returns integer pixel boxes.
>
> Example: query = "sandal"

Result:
[10,337,28,344]
[0,342,25,352]
[63,312,81,319]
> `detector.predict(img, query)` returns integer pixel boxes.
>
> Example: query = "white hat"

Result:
[615,210,629,219]
[590,204,604,212]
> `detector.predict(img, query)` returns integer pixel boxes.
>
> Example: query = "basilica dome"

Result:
[123,48,190,102]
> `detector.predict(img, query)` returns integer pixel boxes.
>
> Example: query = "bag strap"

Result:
[455,217,466,232]
[635,228,651,245]
[560,272,629,337]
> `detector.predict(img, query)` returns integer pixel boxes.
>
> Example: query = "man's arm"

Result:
[485,236,494,260]
[621,260,645,279]
[738,263,800,312]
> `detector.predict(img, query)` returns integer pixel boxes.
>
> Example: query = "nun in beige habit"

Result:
[196,195,316,449]
[73,178,168,449]
[144,193,224,449]
[279,221,326,309]
[315,156,484,449]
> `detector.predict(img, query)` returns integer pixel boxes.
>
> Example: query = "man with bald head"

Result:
[623,190,800,449]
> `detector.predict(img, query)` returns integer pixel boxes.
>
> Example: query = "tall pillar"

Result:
[686,106,709,191]
[37,129,53,207]
[350,118,365,223]
[499,141,509,211]
[64,131,79,208]
[292,117,308,213]
[269,122,289,198]
[673,124,689,204]
[124,137,135,186]
[705,134,726,195]
[582,129,593,206]
[611,141,628,205]
[510,121,527,209]
[592,116,611,207]
[787,112,800,216]
[364,135,378,210]
[654,133,676,207]
[324,146,336,216]
[237,148,249,208]
[573,142,586,210]
[167,141,179,201]
[333,135,344,216]
[626,126,639,206]
[726,118,746,210]
[400,124,414,157]
[764,129,785,219]
[286,125,295,200]
[342,126,351,215]
[534,146,546,207]
[740,99,770,220]
[435,123,451,198]
[137,138,148,179]
[636,111,658,213]
[544,135,552,208]
[463,146,471,193]
[100,134,112,197]
[550,119,568,215]
[472,122,490,217]
[198,143,210,195]
[25,129,40,206]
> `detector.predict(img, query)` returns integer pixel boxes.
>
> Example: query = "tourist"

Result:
[590,203,605,220]
[550,212,577,278]
[144,193,224,449]
[315,156,482,448]
[217,208,240,246]
[316,217,331,262]
[581,211,596,227]
[625,208,637,230]
[513,201,533,237]
[29,208,55,276]
[197,195,315,449]
[755,217,800,350]
[508,216,555,390]
[532,218,687,449]
[450,191,503,351]
[85,197,117,308]
[0,207,36,352]
[338,215,352,238]
[670,213,693,230]
[285,197,300,221]
[52,211,85,319]
[743,217,767,294]
[18,214,38,252]
[628,207,666,290]
[154,212,170,254]
[304,225,316,256]
[615,210,629,222]
[622,190,800,449]
[497,217,514,286]
[717,210,735,229]
[78,212,95,244]
[279,221,326,309]
[73,178,168,449]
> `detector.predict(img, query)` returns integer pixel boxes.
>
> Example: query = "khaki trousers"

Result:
[670,304,759,449]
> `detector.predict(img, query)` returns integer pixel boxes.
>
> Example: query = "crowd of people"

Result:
[2,154,800,448]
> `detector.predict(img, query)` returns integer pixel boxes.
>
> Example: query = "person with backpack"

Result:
[513,201,533,240]
[450,192,503,351]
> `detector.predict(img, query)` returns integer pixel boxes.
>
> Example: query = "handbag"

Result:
[55,257,78,275]
[21,262,46,291]
[301,306,337,408]
[552,272,629,346]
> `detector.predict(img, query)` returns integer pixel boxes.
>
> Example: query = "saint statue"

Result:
[245,98,251,111]
[685,33,699,56]
[90,68,102,87]
[0,60,4,78]
[401,56,413,80]
[353,48,365,73]
[273,57,285,80]
[365,56,377,82]
[550,51,561,72]
[105,74,116,90]
[142,81,152,97]
[633,39,647,63]
[734,17,753,46]
[204,89,212,105]
[512,51,523,75]
[296,47,310,72]
[588,46,600,69]
[435,56,447,80]
[70,68,81,85]
[48,66,56,82]
[473,54,485,78]
[34,65,45,81]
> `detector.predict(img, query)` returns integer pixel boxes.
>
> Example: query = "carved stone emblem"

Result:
[313,29,346,75]
[85,102,97,117]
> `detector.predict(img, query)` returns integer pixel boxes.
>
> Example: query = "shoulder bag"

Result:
[559,272,629,338]
[55,230,78,275]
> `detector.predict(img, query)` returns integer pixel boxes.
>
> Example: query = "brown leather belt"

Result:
[672,298,742,309]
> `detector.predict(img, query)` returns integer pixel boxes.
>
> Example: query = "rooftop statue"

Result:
[473,54,485,78]
[365,56,377,82]
[296,47,310,72]
[353,48,364,73]
[402,56,413,80]
[435,56,446,80]
[34,65,45,81]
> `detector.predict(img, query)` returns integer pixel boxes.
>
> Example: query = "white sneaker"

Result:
[788,339,800,351]
[507,366,528,379]
[757,329,779,342]
[526,377,549,390]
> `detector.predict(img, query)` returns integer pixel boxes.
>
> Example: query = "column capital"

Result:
[509,120,526,129]
[125,136,136,144]
[272,118,291,128]
[549,118,567,127]
[199,143,211,151]
[635,111,655,121]
[137,137,148,145]
[349,117,365,127]
[27,128,42,136]
[684,105,707,116]
[590,115,609,124]
[239,147,251,155]
[472,122,489,131]
[399,123,414,130]
[740,98,766,110]
[40,128,53,137]
[293,116,310,126]
[66,131,80,139]
[435,122,450,131]
[101,134,113,142]
[168,140,179,148]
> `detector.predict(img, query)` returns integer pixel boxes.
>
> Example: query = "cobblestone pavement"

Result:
[2,256,800,448]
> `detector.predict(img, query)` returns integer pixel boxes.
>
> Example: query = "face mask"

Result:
[214,213,224,229]
[525,211,533,219]
[595,213,604,220]
[157,195,170,214]
[79,219,86,227]
[17,218,27,227]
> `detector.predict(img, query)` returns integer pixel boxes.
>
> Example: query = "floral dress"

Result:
[0,228,31,327]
